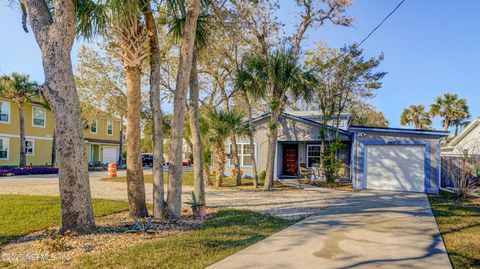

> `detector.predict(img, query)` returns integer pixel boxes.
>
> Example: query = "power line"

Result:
[357,0,406,47]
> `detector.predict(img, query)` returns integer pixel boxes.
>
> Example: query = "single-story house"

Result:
[441,117,480,156]
[226,111,449,194]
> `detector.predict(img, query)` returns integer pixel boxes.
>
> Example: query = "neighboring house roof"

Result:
[448,117,480,147]
[285,110,352,118]
[348,126,450,137]
[248,112,349,136]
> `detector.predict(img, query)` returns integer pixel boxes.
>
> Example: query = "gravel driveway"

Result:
[0,174,351,220]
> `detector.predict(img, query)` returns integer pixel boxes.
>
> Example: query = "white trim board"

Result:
[0,133,53,141]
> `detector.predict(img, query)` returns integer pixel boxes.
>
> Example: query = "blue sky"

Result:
[0,1,478,130]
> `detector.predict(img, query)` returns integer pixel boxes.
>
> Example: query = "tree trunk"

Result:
[244,92,258,188]
[143,0,166,219]
[231,138,242,186]
[214,145,225,187]
[24,0,95,233]
[19,106,27,167]
[167,0,201,219]
[264,109,280,190]
[125,66,149,218]
[188,49,205,203]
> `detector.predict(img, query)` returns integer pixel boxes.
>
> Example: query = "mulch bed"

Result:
[298,180,358,192]
[0,208,215,268]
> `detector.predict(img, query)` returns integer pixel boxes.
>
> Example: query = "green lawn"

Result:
[102,171,290,188]
[429,192,480,268]
[0,195,129,244]
[74,209,294,269]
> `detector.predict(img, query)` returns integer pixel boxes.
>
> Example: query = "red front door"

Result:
[282,144,298,176]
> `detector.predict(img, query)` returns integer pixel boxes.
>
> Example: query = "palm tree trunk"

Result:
[19,105,27,167]
[167,0,201,219]
[214,145,225,187]
[143,0,166,219]
[265,109,280,190]
[188,49,205,203]
[231,138,242,185]
[125,66,148,218]
[24,0,95,234]
[244,93,258,188]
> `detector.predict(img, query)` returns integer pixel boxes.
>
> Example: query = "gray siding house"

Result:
[225,111,449,194]
[225,111,351,180]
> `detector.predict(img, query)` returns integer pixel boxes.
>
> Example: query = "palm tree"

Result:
[77,0,150,218]
[168,9,210,206]
[239,47,316,190]
[204,108,248,187]
[0,73,39,167]
[234,62,266,188]
[165,0,201,219]
[429,93,469,132]
[400,105,432,130]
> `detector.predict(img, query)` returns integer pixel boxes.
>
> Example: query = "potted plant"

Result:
[185,191,207,218]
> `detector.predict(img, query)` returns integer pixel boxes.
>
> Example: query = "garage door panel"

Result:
[103,147,118,164]
[365,145,425,192]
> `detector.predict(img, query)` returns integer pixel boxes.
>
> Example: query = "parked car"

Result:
[142,153,153,167]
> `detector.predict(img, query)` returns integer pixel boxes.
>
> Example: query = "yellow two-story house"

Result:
[0,98,122,167]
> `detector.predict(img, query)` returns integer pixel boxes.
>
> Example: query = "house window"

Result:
[330,118,344,128]
[0,138,9,160]
[228,143,256,167]
[90,120,97,133]
[307,145,321,167]
[32,107,46,127]
[107,120,113,135]
[241,144,255,166]
[25,139,34,155]
[0,101,10,123]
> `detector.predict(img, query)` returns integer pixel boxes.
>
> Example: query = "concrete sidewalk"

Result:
[208,191,451,269]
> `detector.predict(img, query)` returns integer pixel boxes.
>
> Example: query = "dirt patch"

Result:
[0,208,215,268]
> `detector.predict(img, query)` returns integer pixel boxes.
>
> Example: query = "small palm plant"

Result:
[204,108,248,187]
[185,191,206,217]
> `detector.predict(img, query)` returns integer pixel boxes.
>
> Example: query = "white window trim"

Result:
[25,139,35,156]
[90,120,98,134]
[107,120,113,136]
[0,137,9,160]
[32,106,46,128]
[306,144,322,168]
[227,143,257,168]
[0,100,11,124]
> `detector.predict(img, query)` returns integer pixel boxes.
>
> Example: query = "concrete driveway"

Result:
[209,191,452,269]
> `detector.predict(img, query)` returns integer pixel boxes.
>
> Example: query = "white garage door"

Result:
[365,145,425,192]
[102,147,118,164]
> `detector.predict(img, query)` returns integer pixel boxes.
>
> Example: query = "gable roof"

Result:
[348,126,450,137]
[449,118,480,146]
[249,112,349,136]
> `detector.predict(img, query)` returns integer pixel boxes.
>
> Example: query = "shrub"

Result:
[0,167,58,177]
[259,170,266,181]
[322,139,346,183]
[88,161,106,168]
